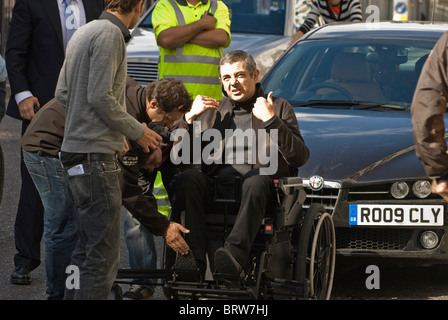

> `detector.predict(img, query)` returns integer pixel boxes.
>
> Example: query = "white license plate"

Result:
[349,204,444,226]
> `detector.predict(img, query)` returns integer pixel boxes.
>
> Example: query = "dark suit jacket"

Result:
[5,0,104,120]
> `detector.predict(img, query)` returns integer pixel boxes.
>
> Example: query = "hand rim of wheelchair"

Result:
[308,206,336,299]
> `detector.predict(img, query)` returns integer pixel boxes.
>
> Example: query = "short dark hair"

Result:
[143,78,193,114]
[219,50,257,77]
[104,0,145,14]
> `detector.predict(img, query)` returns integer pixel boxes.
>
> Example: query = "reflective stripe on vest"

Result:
[154,171,171,217]
[162,0,222,91]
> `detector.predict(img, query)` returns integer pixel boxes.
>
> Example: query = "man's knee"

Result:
[172,169,206,194]
[242,174,271,196]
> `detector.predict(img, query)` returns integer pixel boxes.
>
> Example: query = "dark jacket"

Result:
[178,83,309,178]
[118,77,170,236]
[21,98,64,156]
[411,31,448,180]
[5,0,104,120]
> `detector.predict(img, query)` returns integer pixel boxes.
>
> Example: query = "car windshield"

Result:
[139,0,286,35]
[262,38,435,109]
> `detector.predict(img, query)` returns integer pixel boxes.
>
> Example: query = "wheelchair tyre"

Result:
[295,203,336,300]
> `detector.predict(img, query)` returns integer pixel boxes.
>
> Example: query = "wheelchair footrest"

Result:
[166,280,256,300]
[173,251,202,282]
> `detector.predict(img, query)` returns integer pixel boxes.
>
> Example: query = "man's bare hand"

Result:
[253,91,275,122]
[200,10,217,31]
[164,222,190,255]
[137,123,163,153]
[185,95,219,124]
[120,139,130,156]
[18,96,39,121]
[433,179,448,202]
[144,147,162,172]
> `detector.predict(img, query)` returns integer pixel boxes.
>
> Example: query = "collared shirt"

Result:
[152,0,231,100]
[58,0,86,46]
[99,11,132,43]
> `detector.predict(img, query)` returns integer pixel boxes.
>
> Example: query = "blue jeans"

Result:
[62,156,121,300]
[123,210,157,291]
[22,150,78,300]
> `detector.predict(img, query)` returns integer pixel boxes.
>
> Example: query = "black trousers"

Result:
[172,166,272,270]
[14,121,44,270]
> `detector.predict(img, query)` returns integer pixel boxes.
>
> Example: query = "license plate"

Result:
[349,204,444,226]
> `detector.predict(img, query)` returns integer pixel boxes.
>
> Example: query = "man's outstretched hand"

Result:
[164,222,190,255]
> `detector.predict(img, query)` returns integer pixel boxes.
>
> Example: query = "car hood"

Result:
[127,27,160,60]
[126,27,289,77]
[295,107,437,187]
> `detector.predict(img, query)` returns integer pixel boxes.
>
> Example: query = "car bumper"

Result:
[335,226,448,261]
[332,200,448,261]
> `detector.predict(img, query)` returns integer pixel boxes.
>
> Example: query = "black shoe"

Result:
[214,248,243,279]
[10,266,31,285]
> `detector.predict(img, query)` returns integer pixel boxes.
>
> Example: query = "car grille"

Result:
[302,180,340,214]
[127,61,158,86]
[336,228,411,251]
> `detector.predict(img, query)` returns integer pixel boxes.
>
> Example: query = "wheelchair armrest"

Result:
[274,177,305,197]
[274,177,307,228]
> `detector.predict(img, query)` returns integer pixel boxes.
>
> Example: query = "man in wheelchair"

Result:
[171,50,310,281]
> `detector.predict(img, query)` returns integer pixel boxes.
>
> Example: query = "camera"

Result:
[147,121,170,141]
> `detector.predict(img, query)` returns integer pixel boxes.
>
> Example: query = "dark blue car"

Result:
[261,21,448,263]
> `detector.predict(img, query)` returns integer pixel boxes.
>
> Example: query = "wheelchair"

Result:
[114,176,336,300]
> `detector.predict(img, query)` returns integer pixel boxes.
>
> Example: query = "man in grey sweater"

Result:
[55,0,189,300]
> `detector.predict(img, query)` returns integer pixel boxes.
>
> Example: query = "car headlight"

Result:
[390,181,409,199]
[412,180,432,199]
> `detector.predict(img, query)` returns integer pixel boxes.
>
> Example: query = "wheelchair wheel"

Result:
[295,203,336,300]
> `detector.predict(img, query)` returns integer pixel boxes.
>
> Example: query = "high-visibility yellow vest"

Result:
[153,0,231,100]
[153,171,171,217]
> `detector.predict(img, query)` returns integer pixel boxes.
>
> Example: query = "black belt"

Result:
[85,153,117,162]
[36,149,58,158]
[60,151,117,166]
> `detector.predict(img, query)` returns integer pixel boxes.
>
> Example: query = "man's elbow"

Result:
[157,31,178,49]
[157,36,173,49]
[216,31,229,47]
[217,37,228,48]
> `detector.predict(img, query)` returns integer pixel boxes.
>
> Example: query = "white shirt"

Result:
[15,0,87,107]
